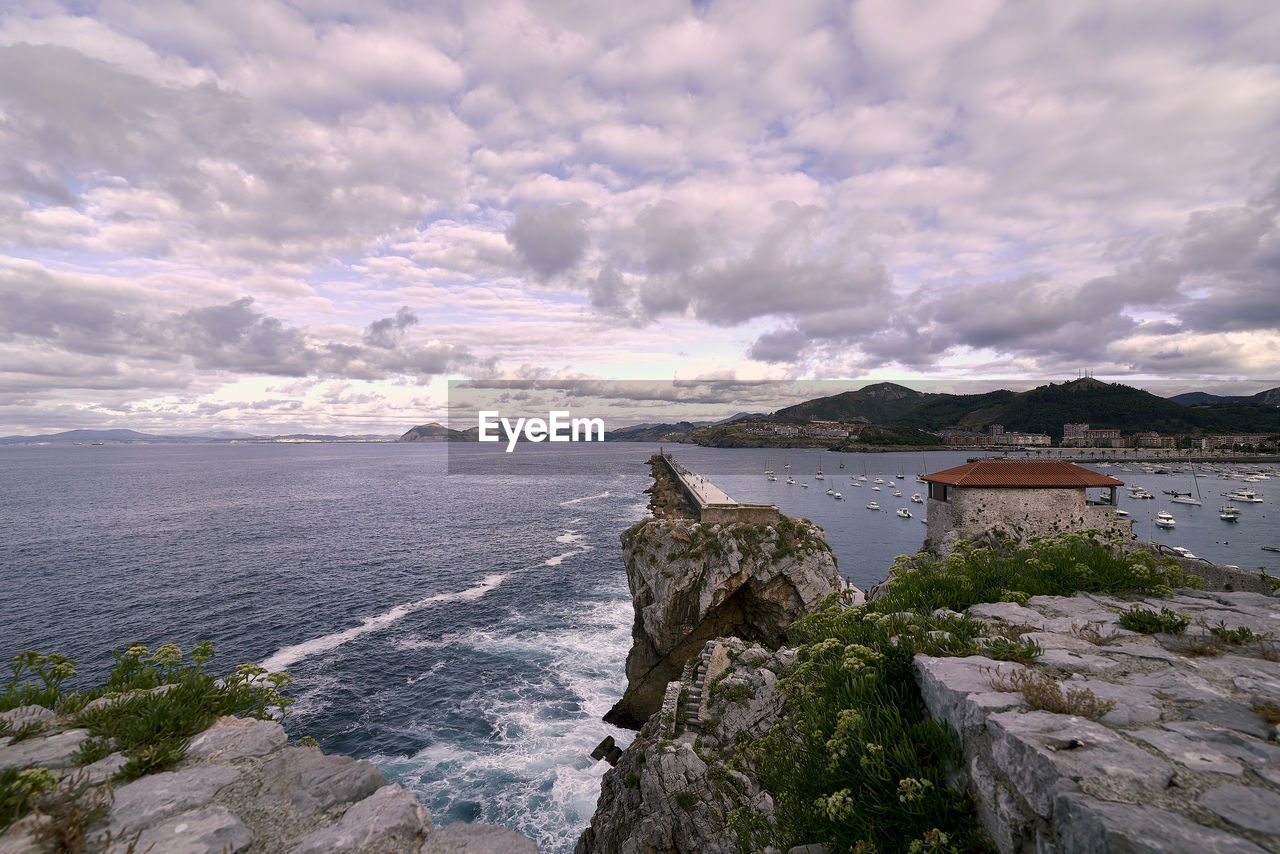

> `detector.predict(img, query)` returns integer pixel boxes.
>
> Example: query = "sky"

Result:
[2,0,1279,436]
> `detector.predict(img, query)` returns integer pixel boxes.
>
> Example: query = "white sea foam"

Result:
[260,573,506,672]
[558,491,610,506]
[385,595,636,852]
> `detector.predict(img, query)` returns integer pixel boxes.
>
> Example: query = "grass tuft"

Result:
[986,668,1115,720]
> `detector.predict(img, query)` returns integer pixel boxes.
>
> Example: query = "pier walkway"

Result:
[657,452,779,524]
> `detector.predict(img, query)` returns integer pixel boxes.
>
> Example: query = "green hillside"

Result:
[770,382,937,424]
[893,378,1278,439]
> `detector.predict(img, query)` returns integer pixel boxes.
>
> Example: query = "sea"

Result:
[1,442,1276,851]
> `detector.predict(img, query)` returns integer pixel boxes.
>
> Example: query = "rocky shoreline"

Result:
[0,710,537,853]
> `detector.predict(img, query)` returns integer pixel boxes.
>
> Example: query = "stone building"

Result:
[922,460,1131,555]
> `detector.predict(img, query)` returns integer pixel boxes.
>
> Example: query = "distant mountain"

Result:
[605,421,703,442]
[1169,391,1227,406]
[1170,387,1280,407]
[0,428,159,445]
[771,382,937,424]
[893,377,1278,439]
[397,423,472,442]
[711,412,762,426]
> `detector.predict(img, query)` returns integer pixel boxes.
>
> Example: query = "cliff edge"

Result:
[603,458,842,730]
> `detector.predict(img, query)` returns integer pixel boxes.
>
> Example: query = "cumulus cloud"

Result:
[504,203,590,279]
[2,0,1280,432]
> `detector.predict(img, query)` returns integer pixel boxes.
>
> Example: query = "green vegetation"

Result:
[1118,605,1190,635]
[871,534,1199,615]
[1207,621,1257,645]
[771,382,937,425]
[741,533,1199,854]
[847,425,944,448]
[1,767,56,833]
[978,636,1043,664]
[0,642,294,831]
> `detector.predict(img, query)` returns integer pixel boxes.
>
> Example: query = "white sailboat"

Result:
[1169,465,1202,505]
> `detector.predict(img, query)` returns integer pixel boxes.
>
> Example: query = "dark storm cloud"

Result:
[505,203,590,278]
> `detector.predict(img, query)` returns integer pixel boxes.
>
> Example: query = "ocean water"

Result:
[0,442,1275,850]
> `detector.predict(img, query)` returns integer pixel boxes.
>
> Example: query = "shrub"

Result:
[1,652,81,713]
[1207,621,1256,645]
[1,767,57,833]
[1118,605,1189,635]
[872,534,1198,616]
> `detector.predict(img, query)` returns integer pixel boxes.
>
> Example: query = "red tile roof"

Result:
[921,460,1124,488]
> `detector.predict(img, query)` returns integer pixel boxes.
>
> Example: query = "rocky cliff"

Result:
[603,514,842,730]
[579,638,789,854]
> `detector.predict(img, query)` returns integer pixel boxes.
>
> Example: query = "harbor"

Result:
[652,447,1280,586]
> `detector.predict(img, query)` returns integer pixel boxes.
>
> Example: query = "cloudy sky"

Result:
[2,0,1278,435]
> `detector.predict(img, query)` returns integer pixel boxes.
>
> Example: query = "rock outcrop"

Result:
[917,588,1280,854]
[0,712,538,854]
[578,638,788,854]
[604,514,841,729]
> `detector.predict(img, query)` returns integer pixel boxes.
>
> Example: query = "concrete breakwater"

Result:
[656,452,780,525]
[0,710,537,853]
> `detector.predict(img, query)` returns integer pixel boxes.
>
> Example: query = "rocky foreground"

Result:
[919,588,1280,853]
[0,710,536,854]
[578,585,1280,853]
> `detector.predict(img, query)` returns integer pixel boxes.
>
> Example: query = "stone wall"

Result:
[0,710,538,853]
[915,589,1280,853]
[926,487,1132,555]
[700,504,780,525]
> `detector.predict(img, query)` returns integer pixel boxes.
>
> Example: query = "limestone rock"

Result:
[257,747,387,817]
[290,784,431,853]
[422,822,540,853]
[1198,785,1280,835]
[108,765,242,836]
[986,710,1174,818]
[605,515,839,728]
[1055,793,1269,854]
[111,805,253,854]
[187,715,288,762]
[0,728,88,770]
